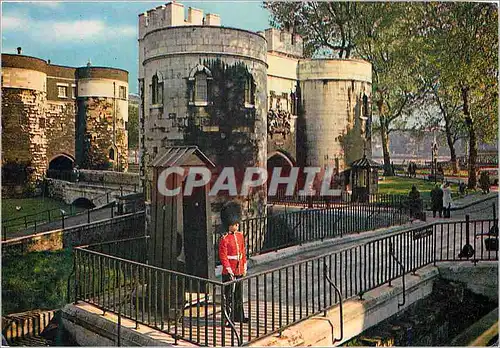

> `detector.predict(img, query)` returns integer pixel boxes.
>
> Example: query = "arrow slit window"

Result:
[194,73,208,103]
[151,74,163,105]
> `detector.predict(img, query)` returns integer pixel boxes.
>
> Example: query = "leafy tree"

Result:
[264,2,358,58]
[416,2,498,188]
[128,102,139,149]
[412,77,466,174]
[265,2,423,175]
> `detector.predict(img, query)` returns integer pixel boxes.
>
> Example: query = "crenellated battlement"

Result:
[138,2,221,39]
[265,28,303,58]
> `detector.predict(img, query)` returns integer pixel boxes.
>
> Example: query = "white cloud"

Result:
[45,20,105,41]
[2,14,136,43]
[1,47,18,54]
[30,1,61,8]
[2,15,26,30]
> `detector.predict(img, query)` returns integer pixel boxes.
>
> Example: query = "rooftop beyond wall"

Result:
[262,28,303,59]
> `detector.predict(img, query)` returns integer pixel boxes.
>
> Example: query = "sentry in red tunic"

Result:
[218,231,247,276]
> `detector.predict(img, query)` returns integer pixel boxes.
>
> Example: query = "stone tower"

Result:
[138,2,268,217]
[75,66,129,171]
[1,52,129,193]
[297,59,372,171]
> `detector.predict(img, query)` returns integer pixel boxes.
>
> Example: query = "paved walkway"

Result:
[246,191,497,269]
[6,205,116,239]
[77,191,498,346]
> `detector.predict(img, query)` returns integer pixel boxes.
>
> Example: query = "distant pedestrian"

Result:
[408,185,422,218]
[407,163,412,177]
[430,184,444,218]
[458,182,467,196]
[441,182,453,218]
[410,162,417,178]
[479,171,490,194]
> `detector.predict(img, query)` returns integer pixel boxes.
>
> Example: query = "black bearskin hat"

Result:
[220,201,242,229]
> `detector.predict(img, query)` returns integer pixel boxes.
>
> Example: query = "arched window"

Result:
[109,148,115,161]
[363,94,369,118]
[194,73,208,102]
[188,65,212,106]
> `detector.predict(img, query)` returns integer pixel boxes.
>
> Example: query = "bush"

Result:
[2,249,73,314]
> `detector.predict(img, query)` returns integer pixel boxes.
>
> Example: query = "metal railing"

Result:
[72,217,498,346]
[268,191,411,208]
[2,206,79,238]
[2,201,123,240]
[215,194,413,263]
[2,310,56,345]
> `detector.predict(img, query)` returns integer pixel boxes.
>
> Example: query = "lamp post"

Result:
[432,141,438,185]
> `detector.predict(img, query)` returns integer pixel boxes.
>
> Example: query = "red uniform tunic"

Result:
[218,231,247,276]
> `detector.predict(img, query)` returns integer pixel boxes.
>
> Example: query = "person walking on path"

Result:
[219,201,249,325]
[479,171,490,194]
[430,184,444,218]
[408,185,422,218]
[441,181,453,218]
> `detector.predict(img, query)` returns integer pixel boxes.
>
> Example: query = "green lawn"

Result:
[377,176,471,206]
[2,197,76,221]
[2,197,86,236]
[378,176,452,196]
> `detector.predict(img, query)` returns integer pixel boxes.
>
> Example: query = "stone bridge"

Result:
[46,178,138,207]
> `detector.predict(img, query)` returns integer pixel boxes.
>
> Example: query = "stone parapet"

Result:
[138,2,222,40]
[298,59,372,82]
[142,26,267,66]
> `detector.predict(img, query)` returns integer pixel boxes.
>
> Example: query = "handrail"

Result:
[222,289,242,347]
[323,263,343,345]
[389,241,405,308]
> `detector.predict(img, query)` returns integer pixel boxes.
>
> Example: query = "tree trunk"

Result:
[462,86,477,189]
[444,118,459,174]
[467,124,478,189]
[380,118,393,176]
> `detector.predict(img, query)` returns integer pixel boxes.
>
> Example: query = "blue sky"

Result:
[1,1,271,94]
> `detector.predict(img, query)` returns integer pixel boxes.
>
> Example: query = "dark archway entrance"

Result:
[47,154,74,181]
[267,151,296,197]
[71,197,95,209]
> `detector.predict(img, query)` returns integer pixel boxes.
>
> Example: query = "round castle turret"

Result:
[75,66,129,171]
[297,59,372,170]
[138,2,268,207]
[2,54,50,182]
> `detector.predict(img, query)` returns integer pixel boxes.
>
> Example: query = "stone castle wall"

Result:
[45,101,76,162]
[139,1,374,195]
[139,9,268,202]
[1,54,129,184]
[2,88,47,180]
[76,97,128,171]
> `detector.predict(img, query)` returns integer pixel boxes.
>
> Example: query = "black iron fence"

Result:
[72,217,498,346]
[215,193,413,263]
[46,169,76,182]
[2,206,79,238]
[2,201,129,241]
[267,191,412,208]
[2,190,131,240]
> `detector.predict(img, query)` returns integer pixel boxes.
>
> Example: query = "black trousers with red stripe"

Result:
[222,274,245,322]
